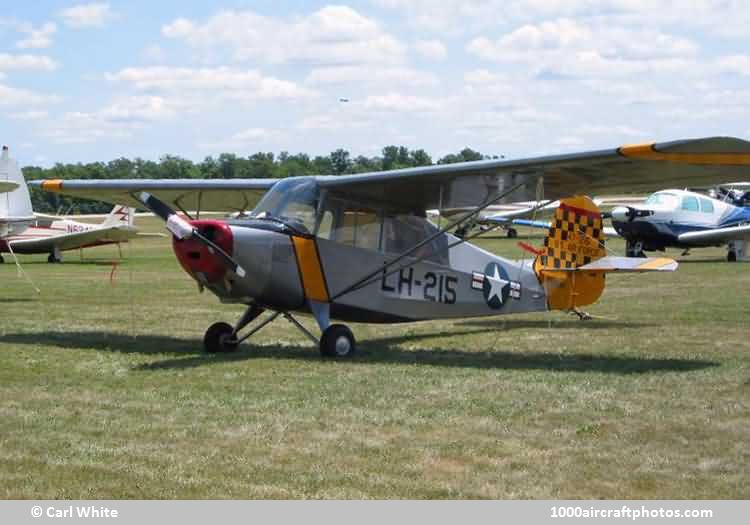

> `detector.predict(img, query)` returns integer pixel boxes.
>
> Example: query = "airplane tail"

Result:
[533,196,677,311]
[0,146,33,221]
[101,205,135,227]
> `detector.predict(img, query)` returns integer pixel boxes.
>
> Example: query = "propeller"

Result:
[606,206,655,223]
[136,192,246,278]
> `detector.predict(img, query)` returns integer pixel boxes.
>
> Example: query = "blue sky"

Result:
[2,1,749,167]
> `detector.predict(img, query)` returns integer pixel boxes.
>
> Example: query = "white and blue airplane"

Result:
[609,184,750,261]
[504,183,750,262]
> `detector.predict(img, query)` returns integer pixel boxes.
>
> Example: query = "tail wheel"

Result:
[320,324,356,358]
[204,322,239,353]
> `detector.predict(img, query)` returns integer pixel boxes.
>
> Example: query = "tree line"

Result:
[24,146,493,214]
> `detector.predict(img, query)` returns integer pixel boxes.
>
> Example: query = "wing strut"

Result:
[330,182,526,301]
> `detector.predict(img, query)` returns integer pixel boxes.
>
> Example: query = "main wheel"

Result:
[320,324,356,358]
[204,322,239,353]
[48,253,62,263]
[506,228,518,239]
[0,254,4,263]
[728,251,737,262]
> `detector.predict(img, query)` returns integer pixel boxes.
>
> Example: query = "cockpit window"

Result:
[681,196,699,212]
[645,192,679,209]
[250,178,319,233]
[700,198,714,214]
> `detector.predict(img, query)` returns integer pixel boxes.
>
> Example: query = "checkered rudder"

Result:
[538,199,606,270]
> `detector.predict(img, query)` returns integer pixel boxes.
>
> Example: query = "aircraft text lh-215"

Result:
[34,137,750,357]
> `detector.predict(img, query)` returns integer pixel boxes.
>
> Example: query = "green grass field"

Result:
[1,217,748,499]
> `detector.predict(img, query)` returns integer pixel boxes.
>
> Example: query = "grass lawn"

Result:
[0,217,748,498]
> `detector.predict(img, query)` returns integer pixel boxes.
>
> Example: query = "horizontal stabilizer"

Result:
[0,181,19,193]
[574,256,677,272]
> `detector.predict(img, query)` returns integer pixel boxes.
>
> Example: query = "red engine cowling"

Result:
[172,220,234,284]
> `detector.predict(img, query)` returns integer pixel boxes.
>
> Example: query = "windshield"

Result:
[250,178,320,233]
[645,192,680,209]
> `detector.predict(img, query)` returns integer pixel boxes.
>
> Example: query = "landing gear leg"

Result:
[48,247,63,263]
[203,304,268,353]
[625,240,645,258]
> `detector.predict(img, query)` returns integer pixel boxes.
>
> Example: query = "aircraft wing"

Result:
[9,225,138,252]
[31,179,278,212]
[317,137,750,211]
[31,137,750,213]
[677,224,750,245]
[507,218,621,238]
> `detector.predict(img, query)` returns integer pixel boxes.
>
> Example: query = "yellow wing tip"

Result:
[41,179,63,192]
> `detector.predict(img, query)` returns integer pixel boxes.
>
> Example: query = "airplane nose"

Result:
[611,206,630,223]
[173,220,234,284]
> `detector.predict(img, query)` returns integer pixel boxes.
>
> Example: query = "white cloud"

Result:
[59,3,114,28]
[98,95,182,123]
[199,127,286,152]
[0,84,60,107]
[9,110,49,120]
[162,6,406,66]
[373,0,750,38]
[305,66,438,87]
[413,39,447,61]
[467,18,699,78]
[717,55,750,76]
[0,53,58,72]
[364,93,443,113]
[42,111,132,144]
[107,66,315,102]
[16,22,57,49]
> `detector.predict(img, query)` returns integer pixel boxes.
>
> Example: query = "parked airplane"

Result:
[0,145,138,263]
[609,185,750,261]
[34,137,750,356]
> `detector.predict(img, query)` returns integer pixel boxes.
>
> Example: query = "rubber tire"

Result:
[320,324,356,358]
[204,322,239,353]
[48,254,61,263]
[728,251,737,262]
[0,255,4,263]
[506,228,518,239]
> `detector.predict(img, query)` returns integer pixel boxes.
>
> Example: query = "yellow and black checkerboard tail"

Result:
[533,196,608,311]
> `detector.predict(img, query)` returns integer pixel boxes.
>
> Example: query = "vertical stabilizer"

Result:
[0,146,34,220]
[533,196,607,310]
[102,205,135,227]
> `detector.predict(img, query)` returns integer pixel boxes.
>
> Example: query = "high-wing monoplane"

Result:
[33,137,750,357]
[0,146,139,263]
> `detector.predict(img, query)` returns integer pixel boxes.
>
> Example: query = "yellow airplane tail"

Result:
[532,195,677,312]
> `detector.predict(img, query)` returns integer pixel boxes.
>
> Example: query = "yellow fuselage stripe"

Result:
[291,236,329,303]
[619,143,750,165]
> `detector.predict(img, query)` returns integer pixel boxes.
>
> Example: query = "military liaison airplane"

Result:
[33,137,750,357]
[1,146,138,263]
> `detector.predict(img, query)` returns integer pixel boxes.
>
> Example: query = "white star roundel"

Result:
[482,262,510,309]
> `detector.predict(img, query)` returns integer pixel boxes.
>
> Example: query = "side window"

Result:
[681,196,699,212]
[317,210,334,239]
[383,215,449,265]
[325,197,382,251]
[700,198,714,214]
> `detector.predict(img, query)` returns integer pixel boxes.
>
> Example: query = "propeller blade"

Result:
[135,191,246,278]
[192,229,247,278]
